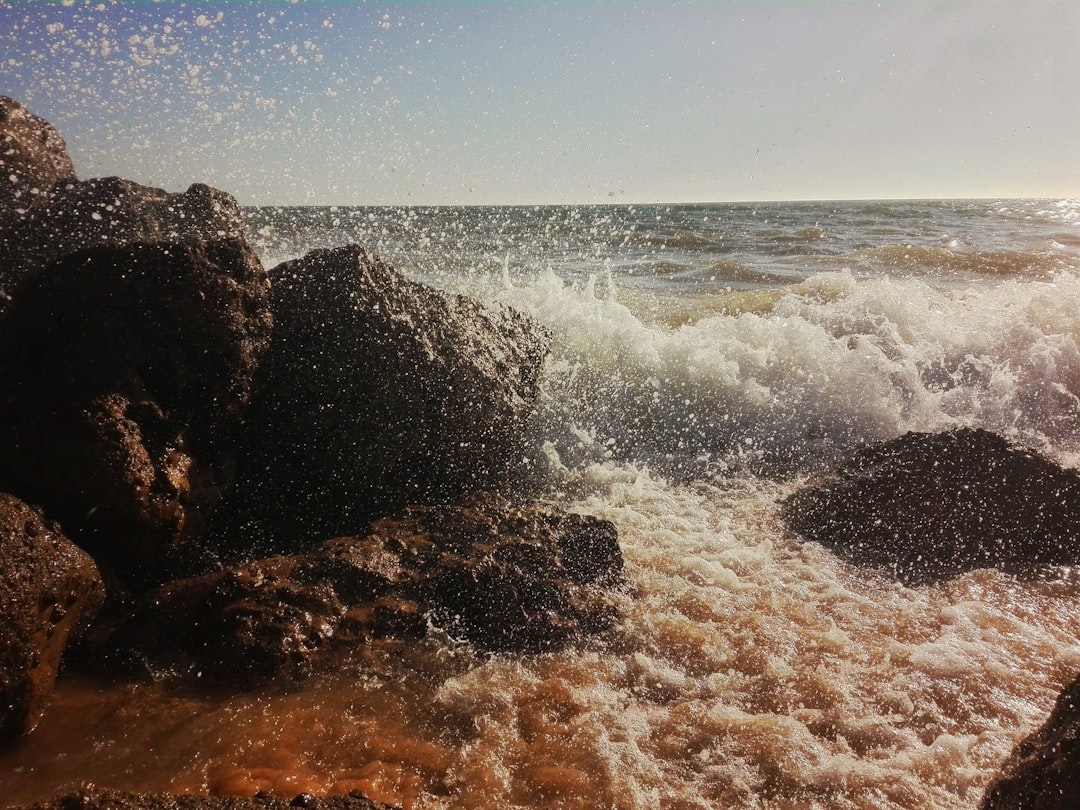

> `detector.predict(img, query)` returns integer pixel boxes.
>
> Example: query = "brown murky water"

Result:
[5,471,1080,809]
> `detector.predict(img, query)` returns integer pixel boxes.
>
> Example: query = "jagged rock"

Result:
[11,787,393,810]
[97,494,623,687]
[1,174,249,308]
[981,672,1080,809]
[782,427,1080,585]
[0,96,77,240]
[213,244,552,554]
[0,493,105,739]
[320,492,624,654]
[0,239,272,590]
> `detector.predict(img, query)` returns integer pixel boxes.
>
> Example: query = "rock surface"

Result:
[1,175,249,309]
[12,788,393,810]
[0,493,105,739]
[0,96,77,250]
[782,427,1080,585]
[0,239,272,589]
[214,244,552,554]
[981,672,1080,809]
[98,493,623,687]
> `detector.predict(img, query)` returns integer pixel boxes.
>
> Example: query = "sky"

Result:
[1,0,1077,206]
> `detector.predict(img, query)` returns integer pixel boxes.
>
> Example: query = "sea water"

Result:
[5,199,1080,809]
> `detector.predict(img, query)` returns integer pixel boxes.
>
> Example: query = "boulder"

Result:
[0,96,77,240]
[214,244,551,554]
[981,672,1080,809]
[1,175,249,309]
[97,493,623,687]
[11,788,393,810]
[0,493,105,740]
[782,428,1080,585]
[0,239,272,590]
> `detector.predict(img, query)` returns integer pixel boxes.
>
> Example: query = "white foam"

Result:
[495,267,1080,473]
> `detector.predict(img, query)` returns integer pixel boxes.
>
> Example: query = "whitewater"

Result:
[5,198,1080,810]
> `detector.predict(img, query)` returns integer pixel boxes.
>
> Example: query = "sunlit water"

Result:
[5,199,1080,809]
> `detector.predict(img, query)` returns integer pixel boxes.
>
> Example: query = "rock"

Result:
[214,244,551,554]
[11,787,394,810]
[1,175,249,308]
[0,239,272,590]
[0,493,105,740]
[782,427,1080,585]
[99,553,348,687]
[321,491,624,654]
[981,672,1080,809]
[97,494,623,687]
[0,96,77,237]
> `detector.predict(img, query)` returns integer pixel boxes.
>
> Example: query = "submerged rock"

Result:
[97,493,623,687]
[0,493,105,740]
[0,239,272,590]
[214,244,552,554]
[782,427,1080,585]
[981,672,1080,809]
[12,787,393,810]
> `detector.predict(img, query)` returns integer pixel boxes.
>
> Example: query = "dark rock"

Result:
[1,175,248,308]
[0,97,77,237]
[97,494,622,687]
[981,672,1080,809]
[0,239,272,590]
[214,244,551,554]
[100,553,346,686]
[318,491,624,654]
[782,427,1080,585]
[11,787,394,810]
[0,493,105,739]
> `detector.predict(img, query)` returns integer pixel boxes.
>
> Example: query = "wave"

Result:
[496,268,1080,478]
[853,244,1069,280]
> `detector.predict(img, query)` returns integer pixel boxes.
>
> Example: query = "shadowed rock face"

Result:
[782,427,1080,585]
[0,239,272,589]
[1,175,249,309]
[214,244,552,555]
[0,493,105,740]
[981,672,1080,810]
[96,493,624,688]
[0,96,77,239]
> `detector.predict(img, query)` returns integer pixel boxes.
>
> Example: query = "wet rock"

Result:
[319,492,624,654]
[0,493,105,739]
[0,239,272,590]
[0,96,76,240]
[214,244,551,554]
[981,672,1080,809]
[12,787,394,810]
[100,553,347,687]
[1,174,248,308]
[98,494,622,687]
[782,427,1080,585]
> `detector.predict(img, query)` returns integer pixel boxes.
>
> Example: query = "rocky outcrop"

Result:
[0,239,272,590]
[0,96,77,238]
[981,672,1080,809]
[0,493,105,740]
[1,175,249,309]
[97,493,623,688]
[213,244,551,554]
[782,427,1080,585]
[12,787,393,810]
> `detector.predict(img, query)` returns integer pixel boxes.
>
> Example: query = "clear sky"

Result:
[1,0,1077,206]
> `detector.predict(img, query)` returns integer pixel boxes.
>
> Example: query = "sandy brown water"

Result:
[4,469,1080,809]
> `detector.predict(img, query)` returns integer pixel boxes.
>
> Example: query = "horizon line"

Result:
[239,194,1077,209]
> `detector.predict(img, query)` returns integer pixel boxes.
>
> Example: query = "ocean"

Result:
[5,198,1080,809]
